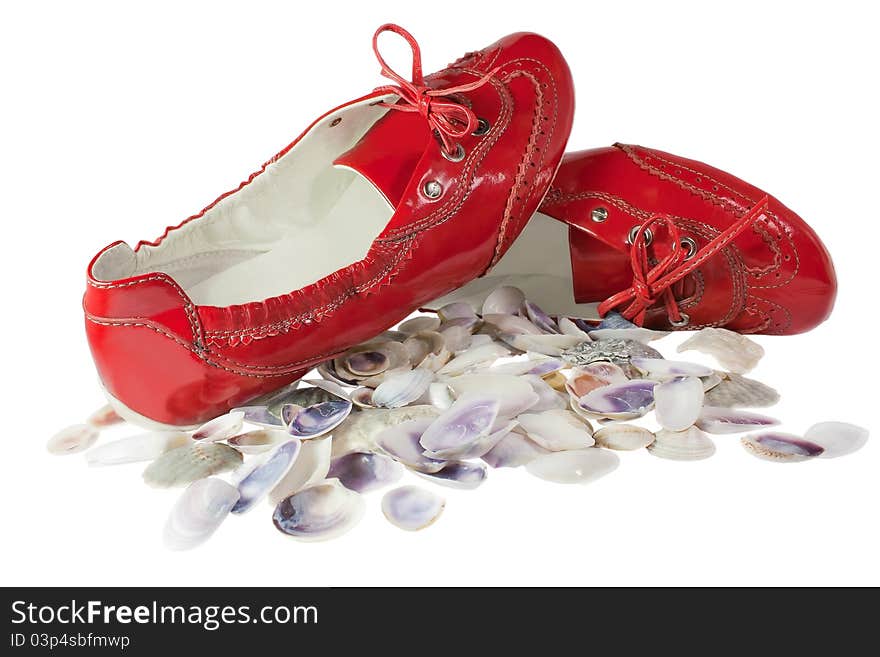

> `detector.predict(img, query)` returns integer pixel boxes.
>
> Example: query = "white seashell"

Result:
[439,324,473,352]
[229,406,285,428]
[522,374,568,412]
[376,418,447,473]
[381,486,445,531]
[414,461,487,490]
[286,400,352,439]
[419,395,500,460]
[438,302,477,322]
[227,429,290,454]
[232,439,301,514]
[428,382,455,410]
[267,435,332,504]
[579,380,658,420]
[524,300,560,333]
[482,313,543,335]
[86,431,191,466]
[436,342,509,376]
[703,372,779,408]
[557,317,591,338]
[402,331,450,371]
[350,387,376,409]
[482,285,526,315]
[192,411,245,442]
[631,358,714,379]
[467,334,495,348]
[371,368,434,409]
[447,374,539,418]
[565,362,630,399]
[805,421,869,459]
[143,442,243,488]
[398,315,441,335]
[588,327,669,343]
[526,448,619,484]
[301,378,353,401]
[86,404,124,428]
[654,376,705,431]
[501,333,583,356]
[516,409,595,451]
[47,424,99,455]
[330,406,440,458]
[327,451,404,493]
[273,480,365,541]
[593,424,655,450]
[163,478,240,551]
[677,327,764,374]
[740,432,824,462]
[648,427,716,461]
[696,407,780,434]
[481,429,550,468]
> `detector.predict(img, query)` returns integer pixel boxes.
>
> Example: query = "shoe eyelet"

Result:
[680,237,697,260]
[472,118,491,136]
[591,207,608,223]
[422,180,443,199]
[669,313,690,328]
[626,225,653,246]
[441,143,466,162]
[330,118,342,127]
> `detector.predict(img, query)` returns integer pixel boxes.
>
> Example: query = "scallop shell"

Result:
[593,424,655,451]
[163,478,240,551]
[327,452,404,493]
[86,431,191,466]
[654,376,705,432]
[516,409,595,451]
[143,442,243,488]
[805,421,869,459]
[481,429,550,468]
[696,407,780,434]
[232,439,301,514]
[273,480,365,541]
[192,411,245,442]
[740,432,824,462]
[677,328,764,374]
[482,286,526,315]
[268,435,332,504]
[381,486,445,531]
[525,448,620,484]
[414,461,487,490]
[647,427,716,461]
[47,424,99,455]
[703,372,780,408]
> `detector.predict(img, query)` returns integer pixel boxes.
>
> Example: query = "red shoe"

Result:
[433,144,836,335]
[83,24,574,428]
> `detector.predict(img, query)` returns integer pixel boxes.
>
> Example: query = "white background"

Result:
[2,0,878,587]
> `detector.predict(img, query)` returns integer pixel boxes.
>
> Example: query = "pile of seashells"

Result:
[49,286,869,550]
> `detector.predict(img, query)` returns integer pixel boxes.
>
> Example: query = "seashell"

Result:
[482,429,550,468]
[163,478,240,551]
[631,357,713,379]
[481,313,543,335]
[415,461,487,490]
[439,315,482,334]
[593,424,655,450]
[192,411,245,442]
[378,330,408,342]
[381,486,445,531]
[403,331,450,371]
[350,386,376,409]
[557,317,591,338]
[47,424,99,455]
[436,342,509,377]
[418,395,500,460]
[261,382,304,418]
[428,382,455,410]
[490,356,562,377]
[696,407,780,434]
[482,285,526,316]
[323,340,411,386]
[654,376,705,432]
[331,406,440,458]
[565,362,629,398]
[430,417,518,461]
[446,374,539,418]
[398,315,441,335]
[376,418,447,473]
[273,480,365,541]
[525,448,620,484]
[740,432,824,462]
[327,451,404,493]
[227,429,289,454]
[230,405,285,428]
[596,311,638,330]
[562,338,663,367]
[86,404,124,428]
[345,350,389,376]
[701,372,724,392]
[86,431,191,466]
[231,440,301,514]
[299,378,352,401]
[287,400,352,439]
[281,403,304,425]
[371,368,434,409]
[439,324,472,353]
[579,380,658,420]
[517,409,595,451]
[501,333,583,356]
[268,435,332,504]
[143,442,243,488]
[522,374,568,412]
[805,421,869,459]
[703,372,779,408]
[438,301,478,323]
[467,334,495,348]
[677,327,764,374]
[648,427,716,461]
[524,300,560,334]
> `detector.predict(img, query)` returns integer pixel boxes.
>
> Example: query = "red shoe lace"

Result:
[597,197,770,326]
[371,24,500,156]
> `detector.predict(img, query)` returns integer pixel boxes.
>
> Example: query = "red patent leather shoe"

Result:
[434,143,836,335]
[83,24,574,428]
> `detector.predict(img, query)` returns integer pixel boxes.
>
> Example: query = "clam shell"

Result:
[350,387,376,409]
[565,363,629,398]
[501,333,583,356]
[398,315,442,335]
[273,480,365,542]
[805,421,869,459]
[740,432,824,462]
[143,442,243,488]
[403,331,450,371]
[703,372,779,408]
[163,478,240,551]
[631,358,713,379]
[578,380,658,420]
[192,411,245,442]
[481,430,550,468]
[438,301,477,322]
[86,404,124,428]
[436,342,509,376]
[524,300,560,334]
[482,285,525,315]
[428,382,455,410]
[331,405,440,458]
[654,376,705,432]
[268,435,332,504]
[482,313,543,335]
[381,486,445,531]
[327,452,404,493]
[371,368,434,409]
[439,324,473,352]
[85,431,191,466]
[557,317,590,338]
[517,409,595,451]
[593,424,655,450]
[227,429,290,455]
[447,374,539,418]
[522,374,568,412]
[47,424,99,455]
[376,418,446,473]
[490,357,563,377]
[418,395,500,460]
[414,461,487,490]
[286,400,352,439]
[648,427,716,461]
[696,407,780,434]
[232,439,301,514]
[677,327,764,374]
[229,406,285,428]
[525,448,620,484]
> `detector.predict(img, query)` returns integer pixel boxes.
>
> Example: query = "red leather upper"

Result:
[540,144,836,335]
[83,28,575,427]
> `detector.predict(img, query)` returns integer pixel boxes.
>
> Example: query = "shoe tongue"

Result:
[333,109,430,208]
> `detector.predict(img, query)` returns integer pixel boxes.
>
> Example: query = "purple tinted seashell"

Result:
[578,380,658,419]
[273,480,365,541]
[596,312,637,330]
[414,461,487,490]
[524,300,560,334]
[696,407,780,434]
[230,405,285,428]
[287,400,352,438]
[377,419,447,473]
[418,396,500,457]
[232,439,301,514]
[192,411,245,442]
[345,350,388,376]
[381,486,445,531]
[740,432,825,462]
[327,452,404,493]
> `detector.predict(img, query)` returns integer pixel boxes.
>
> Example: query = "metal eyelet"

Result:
[626,225,653,246]
[669,313,690,328]
[472,118,491,136]
[680,237,697,260]
[441,143,466,162]
[591,207,608,223]
[329,117,342,127]
[422,180,443,199]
